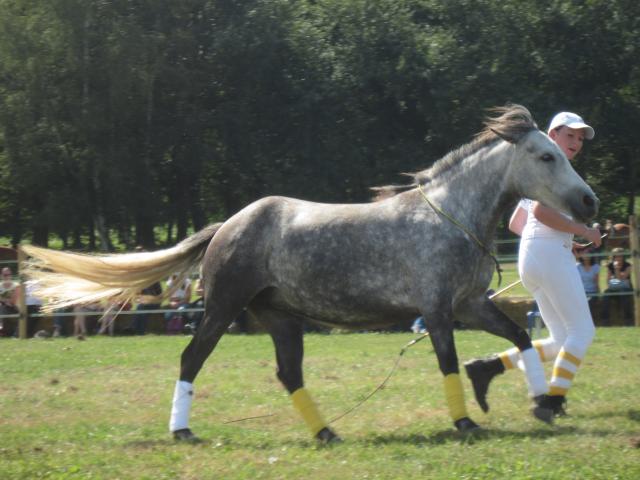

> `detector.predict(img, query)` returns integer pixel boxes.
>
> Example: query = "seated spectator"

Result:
[575,247,600,306]
[25,280,43,337]
[0,267,19,336]
[164,273,192,334]
[132,282,162,335]
[601,247,633,326]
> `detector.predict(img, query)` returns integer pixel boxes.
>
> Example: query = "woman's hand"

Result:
[580,225,602,247]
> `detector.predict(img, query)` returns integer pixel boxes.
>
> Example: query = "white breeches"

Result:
[519,238,595,359]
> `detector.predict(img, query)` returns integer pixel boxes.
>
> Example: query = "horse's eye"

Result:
[540,153,554,163]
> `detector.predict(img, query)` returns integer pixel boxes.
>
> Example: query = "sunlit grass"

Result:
[2,329,639,479]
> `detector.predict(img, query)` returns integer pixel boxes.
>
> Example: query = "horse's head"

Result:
[480,105,598,223]
[509,130,599,222]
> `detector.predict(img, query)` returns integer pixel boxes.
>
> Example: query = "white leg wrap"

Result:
[520,348,548,397]
[169,380,194,432]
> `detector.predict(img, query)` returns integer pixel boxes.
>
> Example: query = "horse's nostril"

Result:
[583,195,594,207]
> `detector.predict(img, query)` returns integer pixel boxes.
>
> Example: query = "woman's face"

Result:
[550,126,585,161]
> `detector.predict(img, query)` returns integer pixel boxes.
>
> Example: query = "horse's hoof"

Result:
[454,417,481,433]
[464,357,504,413]
[316,427,342,444]
[173,428,202,443]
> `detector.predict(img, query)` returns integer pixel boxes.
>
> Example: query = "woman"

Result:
[576,247,600,303]
[164,273,192,334]
[600,247,633,325]
[465,112,602,421]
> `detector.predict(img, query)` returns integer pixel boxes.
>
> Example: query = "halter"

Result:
[417,183,503,286]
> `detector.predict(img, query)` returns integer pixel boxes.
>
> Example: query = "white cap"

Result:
[548,112,595,139]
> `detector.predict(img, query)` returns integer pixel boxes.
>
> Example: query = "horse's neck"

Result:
[431,145,516,242]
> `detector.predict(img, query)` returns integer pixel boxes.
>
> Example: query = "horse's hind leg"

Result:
[421,305,479,433]
[170,304,238,442]
[256,306,340,443]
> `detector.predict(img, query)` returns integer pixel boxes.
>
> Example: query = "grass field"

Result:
[2,329,639,479]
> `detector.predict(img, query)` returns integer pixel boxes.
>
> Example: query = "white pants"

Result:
[519,238,595,359]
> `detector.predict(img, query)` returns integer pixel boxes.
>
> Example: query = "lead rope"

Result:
[328,333,431,424]
[221,333,432,426]
[417,183,503,286]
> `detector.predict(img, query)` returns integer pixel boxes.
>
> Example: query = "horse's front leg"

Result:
[422,309,479,433]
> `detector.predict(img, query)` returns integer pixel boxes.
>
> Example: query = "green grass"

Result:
[2,330,639,479]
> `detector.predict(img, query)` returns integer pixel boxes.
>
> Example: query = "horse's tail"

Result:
[22,222,224,313]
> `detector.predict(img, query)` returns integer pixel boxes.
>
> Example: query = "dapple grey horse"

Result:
[24,105,598,443]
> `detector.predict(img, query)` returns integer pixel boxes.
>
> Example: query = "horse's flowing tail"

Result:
[22,222,223,313]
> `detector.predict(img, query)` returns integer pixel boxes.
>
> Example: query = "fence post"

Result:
[630,215,640,327]
[17,246,28,339]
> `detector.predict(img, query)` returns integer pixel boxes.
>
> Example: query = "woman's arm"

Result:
[508,205,528,236]
[9,284,19,307]
[616,262,632,280]
[531,202,602,246]
[184,282,193,303]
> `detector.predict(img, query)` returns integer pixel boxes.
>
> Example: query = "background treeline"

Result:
[0,0,638,250]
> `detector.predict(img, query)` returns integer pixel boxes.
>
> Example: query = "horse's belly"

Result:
[266,287,418,328]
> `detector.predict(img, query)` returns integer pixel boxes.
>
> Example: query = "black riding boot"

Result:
[533,394,567,421]
[464,355,505,413]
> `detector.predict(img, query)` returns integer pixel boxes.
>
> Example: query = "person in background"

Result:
[164,273,192,334]
[73,304,89,339]
[24,280,43,337]
[600,247,633,326]
[130,246,162,335]
[465,111,601,422]
[411,316,427,334]
[0,267,19,336]
[132,283,162,335]
[575,247,600,308]
[52,307,72,337]
[183,276,204,334]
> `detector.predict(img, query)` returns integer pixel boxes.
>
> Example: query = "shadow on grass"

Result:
[124,434,319,451]
[572,408,640,423]
[359,425,586,446]
[124,411,639,450]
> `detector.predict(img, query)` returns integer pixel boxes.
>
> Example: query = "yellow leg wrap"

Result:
[443,373,468,421]
[499,352,514,370]
[291,388,327,436]
[549,385,568,396]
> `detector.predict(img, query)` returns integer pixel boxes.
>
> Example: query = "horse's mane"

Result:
[371,104,538,201]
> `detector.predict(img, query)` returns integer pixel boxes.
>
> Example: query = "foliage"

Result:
[1,330,639,479]
[0,0,638,249]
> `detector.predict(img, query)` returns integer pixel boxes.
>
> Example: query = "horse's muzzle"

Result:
[573,191,599,222]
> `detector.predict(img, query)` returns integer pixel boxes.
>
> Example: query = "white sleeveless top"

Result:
[519,199,573,244]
